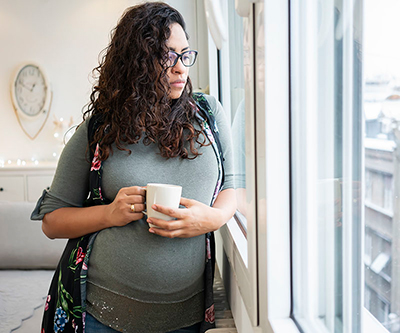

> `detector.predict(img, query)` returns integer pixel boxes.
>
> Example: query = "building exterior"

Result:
[364,93,400,332]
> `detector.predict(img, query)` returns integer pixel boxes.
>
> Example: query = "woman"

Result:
[32,2,236,333]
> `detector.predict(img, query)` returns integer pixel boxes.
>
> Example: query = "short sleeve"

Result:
[204,95,236,190]
[31,119,92,220]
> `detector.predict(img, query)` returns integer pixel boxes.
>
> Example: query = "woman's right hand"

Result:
[106,186,146,227]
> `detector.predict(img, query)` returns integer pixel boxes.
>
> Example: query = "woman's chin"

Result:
[168,87,185,99]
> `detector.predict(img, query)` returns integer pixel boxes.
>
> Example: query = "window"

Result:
[223,0,247,232]
[210,0,259,327]
[290,0,363,332]
[208,0,400,332]
[364,0,400,331]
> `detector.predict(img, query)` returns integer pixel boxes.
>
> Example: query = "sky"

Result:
[364,0,400,82]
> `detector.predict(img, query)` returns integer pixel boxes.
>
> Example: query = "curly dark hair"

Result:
[83,2,207,161]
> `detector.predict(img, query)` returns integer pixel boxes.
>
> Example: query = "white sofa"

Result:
[0,201,67,333]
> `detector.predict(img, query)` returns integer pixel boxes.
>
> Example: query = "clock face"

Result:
[14,64,48,117]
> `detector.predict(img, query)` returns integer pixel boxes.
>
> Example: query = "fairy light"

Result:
[0,157,48,167]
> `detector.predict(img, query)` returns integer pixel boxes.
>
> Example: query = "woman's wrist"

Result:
[209,206,229,231]
[101,204,114,228]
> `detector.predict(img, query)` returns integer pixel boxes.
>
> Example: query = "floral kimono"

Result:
[41,92,224,333]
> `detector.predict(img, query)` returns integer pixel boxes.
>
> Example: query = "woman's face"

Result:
[166,23,190,99]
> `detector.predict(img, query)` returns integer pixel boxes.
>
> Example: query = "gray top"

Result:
[31,95,235,332]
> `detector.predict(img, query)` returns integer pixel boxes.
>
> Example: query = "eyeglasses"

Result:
[166,50,198,68]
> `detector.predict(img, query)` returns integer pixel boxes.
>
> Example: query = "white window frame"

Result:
[256,0,296,332]
[212,0,259,327]
[209,0,297,332]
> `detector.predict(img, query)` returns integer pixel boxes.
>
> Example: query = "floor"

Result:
[211,266,238,332]
[13,306,43,333]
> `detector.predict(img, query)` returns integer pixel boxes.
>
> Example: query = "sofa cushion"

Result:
[0,201,66,269]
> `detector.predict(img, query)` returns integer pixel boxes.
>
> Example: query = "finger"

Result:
[123,195,145,206]
[131,212,145,221]
[151,204,182,218]
[149,226,184,238]
[130,203,146,213]
[131,195,145,204]
[179,197,192,208]
[120,186,146,197]
[147,218,182,230]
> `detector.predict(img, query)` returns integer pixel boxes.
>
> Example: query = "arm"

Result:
[35,118,146,239]
[147,188,237,238]
[42,186,146,239]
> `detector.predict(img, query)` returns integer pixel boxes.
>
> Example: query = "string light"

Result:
[0,157,57,167]
[1,116,71,168]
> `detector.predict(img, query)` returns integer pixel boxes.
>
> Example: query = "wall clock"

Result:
[10,63,52,139]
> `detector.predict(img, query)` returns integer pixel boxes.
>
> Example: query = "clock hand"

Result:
[20,82,33,91]
[19,81,37,92]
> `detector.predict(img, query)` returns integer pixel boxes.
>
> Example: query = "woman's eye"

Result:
[168,52,177,61]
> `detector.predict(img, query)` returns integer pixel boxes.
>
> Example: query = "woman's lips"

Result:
[170,80,186,88]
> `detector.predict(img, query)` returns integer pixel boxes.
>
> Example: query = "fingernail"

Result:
[149,228,155,233]
[152,205,158,211]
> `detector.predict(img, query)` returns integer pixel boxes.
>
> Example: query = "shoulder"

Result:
[192,92,221,116]
[203,94,218,110]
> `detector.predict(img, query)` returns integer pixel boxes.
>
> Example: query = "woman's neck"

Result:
[170,98,179,108]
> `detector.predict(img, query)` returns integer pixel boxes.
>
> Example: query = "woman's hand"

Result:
[106,186,146,227]
[42,186,146,239]
[147,189,237,238]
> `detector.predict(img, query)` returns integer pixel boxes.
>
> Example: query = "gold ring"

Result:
[130,204,135,213]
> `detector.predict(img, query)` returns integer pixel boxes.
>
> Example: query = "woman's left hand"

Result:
[147,197,222,238]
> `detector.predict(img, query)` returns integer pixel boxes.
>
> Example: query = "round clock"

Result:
[11,63,51,118]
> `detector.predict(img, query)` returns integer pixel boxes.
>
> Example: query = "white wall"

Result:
[0,0,205,164]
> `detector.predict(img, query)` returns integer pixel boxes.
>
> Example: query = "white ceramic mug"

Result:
[146,183,182,227]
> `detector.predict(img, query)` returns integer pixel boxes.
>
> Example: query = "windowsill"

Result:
[363,308,390,333]
[291,309,390,333]
[269,318,301,333]
[233,210,248,237]
[226,217,248,267]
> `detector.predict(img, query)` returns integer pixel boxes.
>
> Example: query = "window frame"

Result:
[211,0,297,332]
[257,0,297,331]
[215,0,259,326]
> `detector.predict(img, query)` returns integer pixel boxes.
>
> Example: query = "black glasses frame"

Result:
[166,50,198,68]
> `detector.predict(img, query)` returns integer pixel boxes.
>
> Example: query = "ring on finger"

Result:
[130,204,136,213]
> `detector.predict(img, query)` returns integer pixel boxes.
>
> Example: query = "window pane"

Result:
[364,1,400,331]
[224,0,247,231]
[290,0,363,331]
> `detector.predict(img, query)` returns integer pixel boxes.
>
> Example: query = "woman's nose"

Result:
[171,58,186,73]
